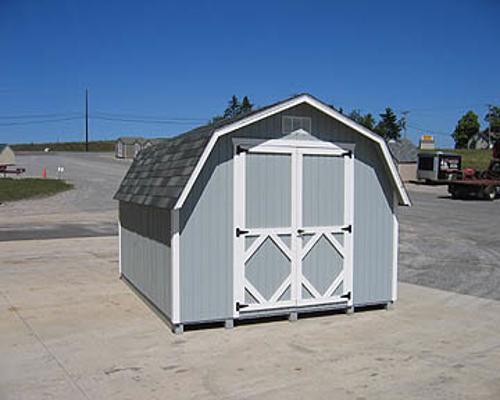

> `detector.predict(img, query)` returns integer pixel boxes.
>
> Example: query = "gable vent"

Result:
[282,116,312,134]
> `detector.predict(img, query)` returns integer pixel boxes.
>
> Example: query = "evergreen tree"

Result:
[223,95,241,119]
[452,111,480,149]
[240,96,254,114]
[349,109,375,130]
[210,95,254,123]
[374,107,402,140]
[485,105,500,135]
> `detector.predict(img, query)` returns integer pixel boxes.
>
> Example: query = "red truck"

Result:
[448,141,500,200]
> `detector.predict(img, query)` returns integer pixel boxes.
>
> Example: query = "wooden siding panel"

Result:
[121,227,172,319]
[179,135,233,322]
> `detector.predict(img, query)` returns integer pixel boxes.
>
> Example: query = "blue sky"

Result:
[0,0,498,147]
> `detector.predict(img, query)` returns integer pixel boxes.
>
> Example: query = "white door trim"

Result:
[233,138,355,316]
[295,146,354,308]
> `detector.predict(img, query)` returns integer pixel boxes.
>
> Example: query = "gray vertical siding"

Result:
[119,201,172,319]
[179,103,396,322]
[179,135,233,322]
[121,228,172,318]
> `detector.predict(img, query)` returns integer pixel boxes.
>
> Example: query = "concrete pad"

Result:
[1,237,500,400]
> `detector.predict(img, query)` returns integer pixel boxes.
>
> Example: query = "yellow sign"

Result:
[421,135,434,141]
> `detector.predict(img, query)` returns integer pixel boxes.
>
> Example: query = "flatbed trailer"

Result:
[448,179,500,201]
[0,165,26,176]
[446,158,500,200]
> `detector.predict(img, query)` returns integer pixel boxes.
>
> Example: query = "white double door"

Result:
[233,139,354,315]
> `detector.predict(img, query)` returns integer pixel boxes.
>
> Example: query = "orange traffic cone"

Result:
[42,167,47,179]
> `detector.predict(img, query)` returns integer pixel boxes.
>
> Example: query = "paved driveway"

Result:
[1,237,499,400]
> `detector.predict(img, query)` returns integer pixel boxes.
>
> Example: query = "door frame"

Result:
[232,137,354,318]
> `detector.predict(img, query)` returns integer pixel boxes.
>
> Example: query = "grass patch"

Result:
[421,149,493,170]
[0,178,73,203]
[443,149,492,170]
[11,140,115,152]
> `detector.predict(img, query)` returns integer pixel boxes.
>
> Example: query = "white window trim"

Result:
[174,94,410,210]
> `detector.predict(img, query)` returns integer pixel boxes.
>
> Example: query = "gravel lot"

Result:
[399,190,500,301]
[0,152,130,241]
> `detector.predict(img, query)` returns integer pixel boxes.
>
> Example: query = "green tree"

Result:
[485,105,500,135]
[452,111,480,149]
[374,107,402,140]
[211,95,254,123]
[240,96,254,115]
[349,109,376,130]
[223,95,241,119]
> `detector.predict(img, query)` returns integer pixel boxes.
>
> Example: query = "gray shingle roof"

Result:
[114,96,302,209]
[388,138,418,163]
[117,136,147,145]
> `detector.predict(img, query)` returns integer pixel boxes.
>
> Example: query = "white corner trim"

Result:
[118,221,122,276]
[392,193,399,302]
[173,94,411,210]
[171,209,181,323]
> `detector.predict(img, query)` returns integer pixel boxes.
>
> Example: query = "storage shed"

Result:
[388,138,418,182]
[0,144,15,166]
[115,94,411,333]
[115,137,146,159]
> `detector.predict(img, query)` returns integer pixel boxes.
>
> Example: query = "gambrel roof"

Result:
[114,94,411,209]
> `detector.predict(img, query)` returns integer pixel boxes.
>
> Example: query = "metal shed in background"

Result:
[115,94,411,333]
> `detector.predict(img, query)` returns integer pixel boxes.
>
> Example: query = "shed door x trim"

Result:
[233,138,354,316]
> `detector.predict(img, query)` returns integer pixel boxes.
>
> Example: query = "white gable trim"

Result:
[174,94,411,209]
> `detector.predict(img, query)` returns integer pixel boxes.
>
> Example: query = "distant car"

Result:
[44,147,51,152]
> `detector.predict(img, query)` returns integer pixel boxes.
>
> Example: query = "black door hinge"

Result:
[341,291,351,300]
[236,227,249,237]
[342,150,353,158]
[341,225,352,233]
[236,302,249,311]
[236,145,248,155]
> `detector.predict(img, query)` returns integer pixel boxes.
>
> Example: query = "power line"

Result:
[92,116,200,125]
[407,124,451,137]
[93,111,207,122]
[0,112,81,120]
[0,116,83,127]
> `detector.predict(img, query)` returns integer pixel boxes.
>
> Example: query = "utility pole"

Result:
[401,110,410,139]
[85,89,89,152]
[487,104,492,148]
